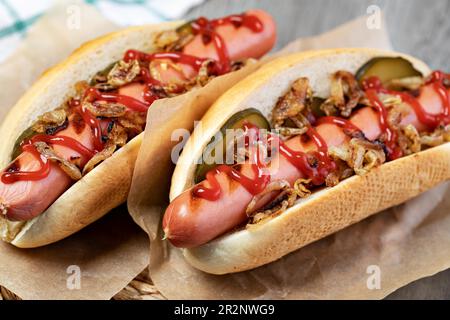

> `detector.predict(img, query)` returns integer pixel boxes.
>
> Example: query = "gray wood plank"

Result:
[184,0,450,300]
[186,0,450,69]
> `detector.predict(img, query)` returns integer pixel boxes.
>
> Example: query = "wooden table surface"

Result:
[185,0,450,300]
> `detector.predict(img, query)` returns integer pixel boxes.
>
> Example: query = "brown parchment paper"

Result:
[0,1,150,300]
[128,14,450,299]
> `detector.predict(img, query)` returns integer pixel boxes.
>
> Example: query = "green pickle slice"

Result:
[11,127,37,160]
[194,108,270,183]
[355,56,422,87]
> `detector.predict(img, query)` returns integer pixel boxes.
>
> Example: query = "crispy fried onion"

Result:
[117,111,147,136]
[359,93,403,111]
[321,71,363,117]
[185,59,239,91]
[83,101,127,118]
[386,99,405,128]
[398,124,422,155]
[74,81,90,98]
[271,77,312,135]
[420,124,450,146]
[82,123,128,175]
[107,59,140,87]
[149,58,219,93]
[386,76,424,91]
[34,141,82,180]
[82,144,115,176]
[32,108,68,134]
[148,60,187,95]
[94,82,116,92]
[154,29,194,52]
[399,124,450,155]
[383,95,450,155]
[195,59,216,87]
[150,59,186,84]
[324,159,354,187]
[246,178,312,226]
[1,202,8,216]
[363,94,407,153]
[328,138,386,176]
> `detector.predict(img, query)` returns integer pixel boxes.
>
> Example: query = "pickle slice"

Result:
[11,127,37,160]
[220,108,270,133]
[355,57,422,86]
[194,108,270,183]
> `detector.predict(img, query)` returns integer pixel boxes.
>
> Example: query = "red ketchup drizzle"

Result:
[1,144,51,183]
[1,132,96,184]
[124,50,208,71]
[193,123,270,200]
[362,77,400,159]
[84,87,149,113]
[428,73,450,123]
[79,51,206,116]
[385,71,450,128]
[364,87,402,160]
[139,68,162,104]
[74,98,104,152]
[1,99,100,184]
[316,116,362,134]
[190,13,264,74]
[273,127,336,186]
[192,70,450,202]
[362,72,450,159]
[29,134,95,159]
[1,12,266,185]
[1,50,217,184]
[123,50,211,103]
[193,121,340,201]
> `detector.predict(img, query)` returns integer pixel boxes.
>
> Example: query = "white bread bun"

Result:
[0,21,182,248]
[170,48,449,274]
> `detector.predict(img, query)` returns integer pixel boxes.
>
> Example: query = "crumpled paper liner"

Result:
[128,14,450,299]
[0,1,150,300]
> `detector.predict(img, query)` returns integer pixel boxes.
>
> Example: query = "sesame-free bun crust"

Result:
[0,22,181,248]
[170,49,449,274]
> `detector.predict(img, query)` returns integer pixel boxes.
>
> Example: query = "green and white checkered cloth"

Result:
[0,0,204,62]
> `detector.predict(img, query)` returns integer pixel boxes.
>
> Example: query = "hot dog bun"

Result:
[170,48,449,274]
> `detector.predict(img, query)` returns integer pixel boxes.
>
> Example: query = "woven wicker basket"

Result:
[0,268,165,300]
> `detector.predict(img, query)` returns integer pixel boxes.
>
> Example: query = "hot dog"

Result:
[165,49,450,274]
[164,82,446,248]
[0,10,276,247]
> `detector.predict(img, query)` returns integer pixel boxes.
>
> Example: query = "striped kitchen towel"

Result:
[0,0,204,62]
